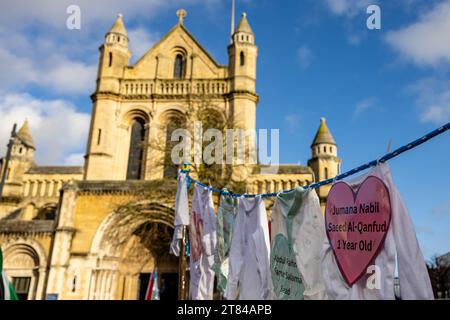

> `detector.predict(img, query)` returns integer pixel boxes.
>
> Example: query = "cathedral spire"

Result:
[107,13,128,37]
[104,13,130,50]
[235,12,253,35]
[311,117,336,147]
[16,120,35,149]
[231,12,255,45]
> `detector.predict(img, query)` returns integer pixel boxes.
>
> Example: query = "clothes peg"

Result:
[182,161,191,173]
[378,139,393,165]
[386,139,393,154]
[222,188,230,197]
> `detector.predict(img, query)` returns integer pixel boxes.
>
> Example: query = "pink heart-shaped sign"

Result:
[325,176,391,286]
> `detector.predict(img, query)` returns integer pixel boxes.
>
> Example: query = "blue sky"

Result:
[0,0,449,260]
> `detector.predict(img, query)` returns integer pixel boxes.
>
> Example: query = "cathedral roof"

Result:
[26,166,83,175]
[0,220,55,232]
[253,164,313,175]
[108,13,128,37]
[311,117,336,147]
[16,120,35,149]
[133,16,225,69]
[235,13,253,34]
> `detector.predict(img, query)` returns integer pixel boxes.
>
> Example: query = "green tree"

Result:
[427,255,450,299]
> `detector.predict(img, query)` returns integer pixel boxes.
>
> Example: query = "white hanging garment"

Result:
[225,197,273,300]
[189,184,217,300]
[321,163,434,300]
[271,187,328,300]
[213,194,238,295]
[170,171,190,256]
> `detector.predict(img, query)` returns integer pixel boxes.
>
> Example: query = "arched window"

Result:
[330,146,333,153]
[108,52,113,67]
[324,168,329,180]
[127,118,146,180]
[3,245,42,300]
[323,146,326,153]
[173,54,185,79]
[240,51,245,66]
[34,205,57,220]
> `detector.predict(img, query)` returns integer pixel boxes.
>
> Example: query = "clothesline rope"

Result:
[183,121,450,198]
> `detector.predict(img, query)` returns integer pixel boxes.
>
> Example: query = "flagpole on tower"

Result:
[230,0,235,41]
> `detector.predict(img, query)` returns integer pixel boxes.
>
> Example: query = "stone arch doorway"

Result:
[89,200,179,300]
[1,240,47,300]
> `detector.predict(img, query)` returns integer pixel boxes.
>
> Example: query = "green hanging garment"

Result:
[213,193,238,295]
[270,187,327,300]
[0,248,19,300]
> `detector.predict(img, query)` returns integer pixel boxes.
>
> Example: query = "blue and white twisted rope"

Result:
[183,121,450,198]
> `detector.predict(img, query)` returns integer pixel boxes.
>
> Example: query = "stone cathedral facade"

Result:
[0,11,341,300]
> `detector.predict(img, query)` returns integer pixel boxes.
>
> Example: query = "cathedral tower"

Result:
[0,121,36,198]
[308,117,341,210]
[228,13,259,180]
[97,13,131,93]
[84,14,131,180]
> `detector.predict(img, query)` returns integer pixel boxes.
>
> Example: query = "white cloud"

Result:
[64,153,86,166]
[0,93,90,165]
[321,0,377,46]
[0,0,165,28]
[324,0,374,17]
[128,28,160,63]
[297,45,314,70]
[407,77,450,124]
[354,97,377,117]
[386,0,450,67]
[0,49,96,95]
[0,0,220,96]
[421,106,450,124]
[0,48,38,91]
[0,0,221,29]
[41,58,97,94]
